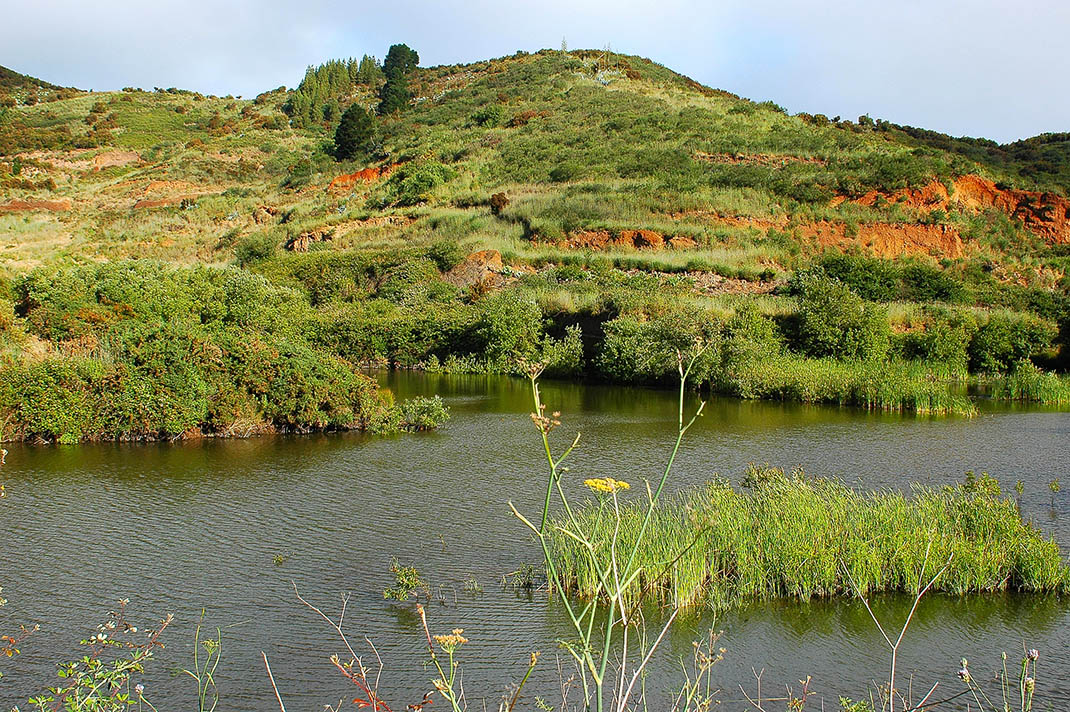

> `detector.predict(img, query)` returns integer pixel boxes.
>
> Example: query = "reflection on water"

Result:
[2,372,1068,710]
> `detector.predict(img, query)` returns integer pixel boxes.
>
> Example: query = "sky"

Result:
[4,0,1068,144]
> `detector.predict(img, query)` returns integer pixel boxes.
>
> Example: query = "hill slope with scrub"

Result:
[1,47,1069,440]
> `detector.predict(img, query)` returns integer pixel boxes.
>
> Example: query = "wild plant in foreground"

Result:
[181,611,221,712]
[844,540,951,712]
[509,351,709,712]
[276,584,538,712]
[26,600,172,712]
[957,648,1041,712]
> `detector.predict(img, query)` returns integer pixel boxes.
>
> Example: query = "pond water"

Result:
[2,373,1069,711]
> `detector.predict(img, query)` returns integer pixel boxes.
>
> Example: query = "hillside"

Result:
[0,47,1068,441]
[0,64,77,107]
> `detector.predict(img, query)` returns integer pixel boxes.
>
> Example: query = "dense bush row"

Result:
[8,253,1059,440]
[1,262,450,442]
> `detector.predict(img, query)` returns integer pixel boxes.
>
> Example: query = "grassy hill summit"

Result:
[0,46,1068,442]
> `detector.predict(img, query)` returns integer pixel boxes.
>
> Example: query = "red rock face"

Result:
[558,229,695,251]
[845,174,1070,246]
[953,175,1070,245]
[326,163,400,193]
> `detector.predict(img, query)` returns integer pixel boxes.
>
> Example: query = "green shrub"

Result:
[968,313,1058,373]
[598,309,721,384]
[900,263,967,303]
[722,303,782,364]
[817,254,899,302]
[902,310,976,371]
[387,161,453,206]
[474,292,545,363]
[376,257,442,302]
[0,359,104,443]
[540,324,584,377]
[426,239,466,271]
[549,161,583,183]
[471,104,505,127]
[235,234,278,266]
[794,274,890,361]
[398,395,450,430]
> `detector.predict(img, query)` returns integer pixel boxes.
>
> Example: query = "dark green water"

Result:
[2,372,1068,710]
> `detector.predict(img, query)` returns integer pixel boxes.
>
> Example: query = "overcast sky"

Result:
[5,0,1067,143]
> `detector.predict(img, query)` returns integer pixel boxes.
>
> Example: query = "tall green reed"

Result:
[549,467,1068,609]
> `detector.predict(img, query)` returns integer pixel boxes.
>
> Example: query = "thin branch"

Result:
[261,651,287,712]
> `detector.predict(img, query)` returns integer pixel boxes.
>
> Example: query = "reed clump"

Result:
[549,467,1068,609]
[988,361,1070,403]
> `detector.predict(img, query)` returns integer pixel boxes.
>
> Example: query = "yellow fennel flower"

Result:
[434,629,468,653]
[584,477,631,494]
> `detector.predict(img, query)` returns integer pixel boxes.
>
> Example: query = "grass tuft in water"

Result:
[549,467,1068,609]
[988,361,1070,403]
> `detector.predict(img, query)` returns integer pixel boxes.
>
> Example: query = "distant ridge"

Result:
[0,64,61,93]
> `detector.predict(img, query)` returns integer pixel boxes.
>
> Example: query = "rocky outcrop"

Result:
[445,249,503,288]
[285,227,334,252]
[252,205,280,224]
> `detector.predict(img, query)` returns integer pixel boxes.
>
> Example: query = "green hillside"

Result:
[0,47,1068,442]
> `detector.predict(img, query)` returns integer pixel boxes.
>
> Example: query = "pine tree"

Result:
[377,78,411,115]
[378,44,419,115]
[356,55,383,85]
[334,103,374,160]
[382,44,419,79]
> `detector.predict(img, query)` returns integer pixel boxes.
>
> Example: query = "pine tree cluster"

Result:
[284,55,383,128]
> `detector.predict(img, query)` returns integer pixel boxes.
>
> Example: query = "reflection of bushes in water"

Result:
[550,468,1069,609]
[717,355,976,415]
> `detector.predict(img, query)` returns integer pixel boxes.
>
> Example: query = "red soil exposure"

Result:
[841,175,1070,245]
[713,215,964,259]
[92,150,141,171]
[0,198,72,212]
[326,164,399,193]
[561,229,698,251]
[814,221,963,259]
